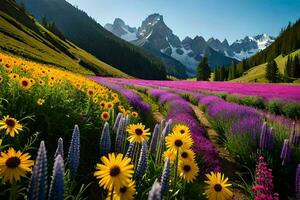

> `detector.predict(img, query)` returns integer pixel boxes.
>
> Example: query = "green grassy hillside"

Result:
[0,0,130,77]
[232,49,300,83]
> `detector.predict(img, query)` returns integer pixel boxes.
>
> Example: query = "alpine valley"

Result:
[105,14,275,77]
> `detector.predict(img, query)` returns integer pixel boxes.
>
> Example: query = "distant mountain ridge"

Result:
[105,14,275,74]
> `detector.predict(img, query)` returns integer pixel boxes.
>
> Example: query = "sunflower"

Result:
[173,124,191,136]
[107,179,136,200]
[126,123,150,143]
[163,149,176,162]
[106,102,114,110]
[19,77,32,90]
[131,112,138,118]
[37,98,45,106]
[165,131,193,152]
[94,153,134,191]
[100,101,106,109]
[38,79,45,86]
[0,115,23,137]
[178,160,199,183]
[101,111,110,121]
[8,73,19,81]
[204,172,233,200]
[0,148,34,183]
[179,149,196,161]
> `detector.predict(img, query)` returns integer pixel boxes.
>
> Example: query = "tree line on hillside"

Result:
[210,19,300,81]
[42,16,65,40]
[285,55,300,79]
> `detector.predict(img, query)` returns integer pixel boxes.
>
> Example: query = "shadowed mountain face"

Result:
[17,0,167,80]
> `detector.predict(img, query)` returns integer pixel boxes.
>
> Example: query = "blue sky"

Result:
[66,0,300,43]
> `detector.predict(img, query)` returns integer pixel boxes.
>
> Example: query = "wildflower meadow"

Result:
[0,51,300,200]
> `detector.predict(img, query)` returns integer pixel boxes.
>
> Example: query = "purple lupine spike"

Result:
[48,155,64,200]
[28,141,47,200]
[148,181,162,200]
[135,141,148,182]
[290,123,300,147]
[162,120,172,138]
[54,138,64,158]
[160,158,170,195]
[295,164,300,199]
[267,127,275,150]
[259,122,268,149]
[125,142,135,159]
[67,125,80,178]
[115,118,126,152]
[99,122,111,157]
[150,124,160,154]
[280,139,291,166]
[113,112,122,131]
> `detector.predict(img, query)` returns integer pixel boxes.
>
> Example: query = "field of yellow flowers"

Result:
[0,52,234,200]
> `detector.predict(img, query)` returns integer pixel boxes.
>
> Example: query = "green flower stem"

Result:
[172,150,179,192]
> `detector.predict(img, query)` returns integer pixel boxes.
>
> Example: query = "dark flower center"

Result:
[180,130,185,134]
[120,186,127,193]
[175,139,183,147]
[103,113,108,118]
[6,119,16,127]
[183,165,191,172]
[110,166,121,177]
[214,184,222,192]
[135,128,143,135]
[22,80,28,87]
[6,157,21,168]
[181,152,188,158]
[88,91,93,95]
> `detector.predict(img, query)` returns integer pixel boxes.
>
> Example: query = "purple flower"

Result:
[150,124,160,154]
[125,142,134,158]
[148,181,162,200]
[160,158,170,195]
[67,125,80,178]
[295,164,300,199]
[280,139,291,166]
[99,122,111,157]
[135,141,148,182]
[48,155,64,200]
[113,112,122,132]
[28,141,47,200]
[115,118,126,153]
[54,138,64,158]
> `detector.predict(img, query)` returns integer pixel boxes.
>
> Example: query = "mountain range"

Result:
[105,14,275,76]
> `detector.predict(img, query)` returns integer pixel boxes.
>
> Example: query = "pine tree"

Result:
[294,55,300,78]
[233,63,237,78]
[285,55,292,77]
[266,60,279,83]
[42,16,48,28]
[196,57,211,81]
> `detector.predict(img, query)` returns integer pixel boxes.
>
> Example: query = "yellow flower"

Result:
[8,73,19,81]
[100,101,106,109]
[106,102,114,110]
[0,115,23,137]
[165,131,193,153]
[126,123,150,143]
[38,79,45,86]
[107,179,136,200]
[163,149,176,162]
[0,148,34,183]
[173,124,191,136]
[178,160,199,183]
[3,63,13,72]
[101,111,110,121]
[19,77,32,90]
[94,153,134,191]
[37,98,45,106]
[204,172,233,200]
[179,149,196,161]
[131,112,138,118]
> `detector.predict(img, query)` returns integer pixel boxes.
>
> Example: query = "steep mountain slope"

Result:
[105,18,189,78]
[0,0,130,77]
[232,49,300,83]
[105,14,239,75]
[17,0,167,80]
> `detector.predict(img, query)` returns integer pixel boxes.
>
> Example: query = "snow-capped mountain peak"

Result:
[104,18,137,41]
